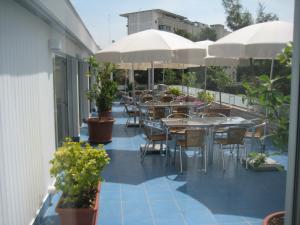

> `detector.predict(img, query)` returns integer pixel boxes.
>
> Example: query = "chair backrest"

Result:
[185,95,196,102]
[227,127,247,144]
[134,90,144,96]
[254,123,265,138]
[160,95,173,103]
[184,129,206,148]
[153,106,165,119]
[142,95,153,103]
[167,113,191,118]
[203,112,227,117]
[204,108,231,117]
[175,106,189,114]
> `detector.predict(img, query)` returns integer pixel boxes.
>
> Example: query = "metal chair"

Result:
[160,95,173,103]
[124,103,140,127]
[140,121,170,163]
[141,95,153,103]
[215,127,247,171]
[244,121,267,169]
[167,113,192,135]
[175,129,207,174]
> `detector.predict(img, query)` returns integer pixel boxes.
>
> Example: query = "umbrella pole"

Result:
[125,70,127,95]
[270,58,274,80]
[151,61,154,90]
[264,58,275,138]
[181,67,184,94]
[148,68,151,90]
[204,66,207,93]
[131,64,135,102]
[162,68,165,84]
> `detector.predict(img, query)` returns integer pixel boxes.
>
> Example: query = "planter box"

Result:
[56,182,101,225]
[244,157,284,171]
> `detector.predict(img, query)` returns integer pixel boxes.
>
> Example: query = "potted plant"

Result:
[50,139,110,225]
[262,211,285,225]
[86,57,118,143]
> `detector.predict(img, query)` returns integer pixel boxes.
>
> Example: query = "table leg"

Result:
[208,127,214,165]
[165,128,169,166]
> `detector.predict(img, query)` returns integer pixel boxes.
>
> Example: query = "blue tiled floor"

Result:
[37,103,287,225]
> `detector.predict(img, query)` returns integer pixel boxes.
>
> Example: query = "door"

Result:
[53,55,69,146]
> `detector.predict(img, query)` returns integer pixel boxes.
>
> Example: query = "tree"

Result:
[164,69,177,85]
[174,29,192,40]
[222,0,253,31]
[197,27,217,41]
[207,67,233,106]
[256,2,279,23]
[182,72,197,95]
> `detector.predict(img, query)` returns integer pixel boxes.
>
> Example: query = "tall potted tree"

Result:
[50,139,110,225]
[86,57,117,143]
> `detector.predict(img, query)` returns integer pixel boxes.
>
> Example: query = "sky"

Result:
[71,0,294,48]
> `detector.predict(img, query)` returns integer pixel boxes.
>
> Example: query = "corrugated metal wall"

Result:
[0,0,91,224]
[0,1,55,224]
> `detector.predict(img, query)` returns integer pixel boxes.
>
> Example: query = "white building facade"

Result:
[0,0,98,224]
[120,9,230,39]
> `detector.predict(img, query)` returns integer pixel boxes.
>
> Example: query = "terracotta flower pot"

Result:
[263,211,285,225]
[100,110,112,118]
[56,182,101,225]
[87,117,115,143]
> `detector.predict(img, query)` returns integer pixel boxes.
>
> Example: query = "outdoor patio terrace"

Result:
[36,102,287,225]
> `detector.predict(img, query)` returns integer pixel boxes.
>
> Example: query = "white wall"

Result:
[0,0,91,224]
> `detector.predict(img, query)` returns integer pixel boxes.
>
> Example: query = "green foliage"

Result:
[182,72,197,87]
[222,0,279,31]
[86,56,118,117]
[242,44,292,151]
[197,91,214,103]
[222,0,253,31]
[248,152,267,168]
[168,87,181,96]
[50,139,110,208]
[195,27,217,41]
[207,67,233,105]
[164,69,178,85]
[174,29,192,40]
[256,2,279,23]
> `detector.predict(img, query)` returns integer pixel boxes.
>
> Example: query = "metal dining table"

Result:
[161,117,254,165]
[137,101,208,125]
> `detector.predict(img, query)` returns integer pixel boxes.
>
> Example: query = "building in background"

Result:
[120,9,230,40]
[0,0,98,224]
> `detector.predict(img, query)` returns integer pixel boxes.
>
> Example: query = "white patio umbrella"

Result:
[96,29,206,90]
[208,21,293,79]
[208,21,293,135]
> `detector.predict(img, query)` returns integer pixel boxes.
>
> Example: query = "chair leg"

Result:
[141,142,150,163]
[179,145,183,174]
[237,144,240,161]
[221,144,225,171]
[204,145,207,173]
[173,144,177,164]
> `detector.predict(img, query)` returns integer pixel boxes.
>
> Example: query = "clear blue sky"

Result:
[71,0,294,48]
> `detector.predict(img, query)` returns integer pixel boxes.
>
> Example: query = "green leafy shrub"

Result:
[248,152,267,168]
[242,44,292,151]
[197,91,214,103]
[168,87,181,96]
[50,139,110,208]
[86,57,118,117]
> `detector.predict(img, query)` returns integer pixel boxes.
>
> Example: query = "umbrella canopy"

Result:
[95,29,206,65]
[208,21,293,59]
[196,40,249,67]
[116,62,199,70]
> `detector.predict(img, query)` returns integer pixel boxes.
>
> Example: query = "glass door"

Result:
[53,55,69,146]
